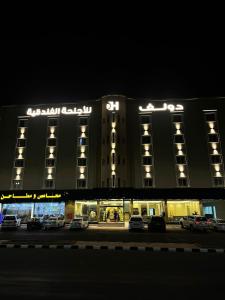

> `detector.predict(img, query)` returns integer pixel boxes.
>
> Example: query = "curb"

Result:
[0,243,225,253]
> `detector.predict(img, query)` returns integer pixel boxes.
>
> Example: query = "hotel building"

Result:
[0,95,225,224]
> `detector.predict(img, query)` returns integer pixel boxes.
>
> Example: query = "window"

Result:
[79,118,88,125]
[205,113,216,121]
[208,134,218,142]
[214,177,224,187]
[77,179,86,188]
[18,119,28,127]
[144,178,153,187]
[15,159,24,167]
[172,115,182,122]
[45,179,54,188]
[78,138,87,145]
[77,158,87,166]
[17,139,26,147]
[174,135,184,143]
[46,159,55,167]
[176,156,186,164]
[12,180,22,189]
[48,118,58,126]
[140,116,151,124]
[211,155,221,164]
[142,135,151,144]
[178,178,188,187]
[48,138,56,146]
[143,156,152,165]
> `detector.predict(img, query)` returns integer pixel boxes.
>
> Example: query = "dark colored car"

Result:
[27,217,43,231]
[148,216,166,232]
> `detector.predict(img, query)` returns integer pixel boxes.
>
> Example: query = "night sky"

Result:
[1,24,225,105]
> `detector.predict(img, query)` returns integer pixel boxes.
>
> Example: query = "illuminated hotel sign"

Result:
[139,103,184,113]
[26,106,92,117]
[106,101,119,111]
[0,193,62,201]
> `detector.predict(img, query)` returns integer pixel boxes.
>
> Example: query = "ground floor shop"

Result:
[1,199,224,224]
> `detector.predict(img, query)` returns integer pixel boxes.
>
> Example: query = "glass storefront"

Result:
[1,202,65,223]
[133,200,164,218]
[167,200,200,222]
[34,202,65,218]
[2,203,33,223]
[75,201,98,223]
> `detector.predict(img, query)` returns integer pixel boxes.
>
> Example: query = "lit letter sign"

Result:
[106,101,119,111]
[139,103,184,113]
[26,106,92,117]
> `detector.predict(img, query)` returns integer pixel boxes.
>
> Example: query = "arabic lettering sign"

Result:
[26,106,92,117]
[139,103,184,113]
[0,193,62,201]
[106,101,119,111]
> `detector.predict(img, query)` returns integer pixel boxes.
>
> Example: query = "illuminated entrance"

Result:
[99,200,124,222]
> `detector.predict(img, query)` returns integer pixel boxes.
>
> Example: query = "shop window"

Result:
[18,119,28,127]
[15,159,24,167]
[78,138,87,145]
[77,158,87,166]
[208,134,218,142]
[176,156,186,164]
[143,156,152,165]
[48,138,56,146]
[79,118,88,125]
[178,178,188,187]
[45,179,54,188]
[144,178,153,187]
[46,158,55,167]
[205,113,216,121]
[140,116,151,124]
[48,118,58,126]
[213,177,224,187]
[142,135,151,144]
[77,179,86,188]
[172,115,182,122]
[174,135,184,143]
[17,139,26,147]
[211,155,221,164]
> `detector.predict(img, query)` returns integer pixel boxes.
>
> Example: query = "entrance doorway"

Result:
[99,200,124,222]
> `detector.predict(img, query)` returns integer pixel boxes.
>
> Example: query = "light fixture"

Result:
[144,130,149,136]
[177,144,182,150]
[143,124,149,131]
[145,166,150,173]
[111,164,116,171]
[80,153,86,158]
[16,168,21,175]
[80,146,85,153]
[47,174,53,179]
[178,150,183,156]
[215,171,222,177]
[178,165,184,172]
[111,143,116,149]
[144,145,149,151]
[80,167,85,174]
[80,174,85,179]
[180,172,186,178]
[111,171,116,176]
[112,122,116,128]
[146,172,151,178]
[214,164,220,172]
[15,174,21,180]
[81,126,86,133]
[145,151,150,156]
[175,123,181,130]
[47,168,53,174]
[20,128,25,134]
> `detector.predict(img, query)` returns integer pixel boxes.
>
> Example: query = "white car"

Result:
[209,219,225,232]
[180,215,210,232]
[43,216,65,230]
[1,215,21,230]
[69,217,89,230]
[128,215,144,231]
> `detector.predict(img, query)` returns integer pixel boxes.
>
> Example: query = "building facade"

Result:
[0,95,225,224]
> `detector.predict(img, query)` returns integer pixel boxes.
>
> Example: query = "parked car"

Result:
[209,218,225,232]
[27,217,43,231]
[43,216,65,230]
[69,216,89,230]
[128,215,144,231]
[180,215,210,232]
[1,215,21,230]
[148,216,166,232]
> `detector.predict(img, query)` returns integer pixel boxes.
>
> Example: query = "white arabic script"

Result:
[139,103,184,113]
[27,106,92,117]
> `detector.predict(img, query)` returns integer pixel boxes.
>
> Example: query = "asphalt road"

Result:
[0,225,225,248]
[0,248,225,299]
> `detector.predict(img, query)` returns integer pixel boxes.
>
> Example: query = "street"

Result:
[1,225,225,249]
[0,248,225,299]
